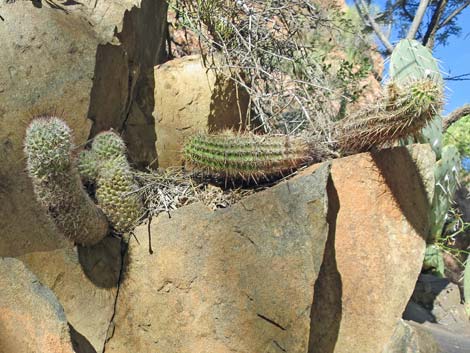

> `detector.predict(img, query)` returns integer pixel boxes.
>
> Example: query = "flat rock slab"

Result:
[308,144,436,353]
[105,164,331,353]
[0,257,75,353]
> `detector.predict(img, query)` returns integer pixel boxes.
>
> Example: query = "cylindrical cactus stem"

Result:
[24,117,109,246]
[95,155,144,234]
[336,78,444,153]
[183,131,315,181]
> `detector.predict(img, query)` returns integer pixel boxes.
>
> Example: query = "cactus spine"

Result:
[336,78,443,152]
[24,117,109,246]
[390,39,460,242]
[184,131,312,180]
[81,131,144,234]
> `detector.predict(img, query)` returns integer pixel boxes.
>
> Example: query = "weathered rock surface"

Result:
[18,237,122,353]
[0,257,75,353]
[0,0,167,256]
[308,144,436,353]
[0,2,166,350]
[382,319,441,353]
[154,54,249,168]
[408,321,470,353]
[405,274,470,334]
[105,164,331,352]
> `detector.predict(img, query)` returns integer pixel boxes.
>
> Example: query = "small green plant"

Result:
[79,131,144,234]
[24,117,109,246]
[184,131,315,181]
[336,78,443,152]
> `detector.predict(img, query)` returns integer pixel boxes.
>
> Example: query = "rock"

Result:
[0,0,167,256]
[407,274,470,334]
[308,144,436,353]
[382,319,440,353]
[18,237,123,353]
[105,164,331,352]
[154,54,249,168]
[408,321,470,353]
[0,2,166,350]
[0,257,75,353]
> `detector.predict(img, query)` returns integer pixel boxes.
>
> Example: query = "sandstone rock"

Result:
[154,54,249,168]
[18,237,122,352]
[407,274,470,334]
[0,0,167,256]
[382,319,440,353]
[0,3,166,350]
[0,257,75,353]
[408,321,470,353]
[105,164,331,353]
[308,144,436,353]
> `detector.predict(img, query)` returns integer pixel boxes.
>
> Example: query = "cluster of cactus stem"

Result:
[81,131,144,234]
[24,118,143,246]
[24,117,109,246]
[183,131,317,181]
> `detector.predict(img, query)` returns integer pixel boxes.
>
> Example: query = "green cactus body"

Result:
[95,155,144,234]
[184,131,311,180]
[24,117,109,246]
[390,39,444,157]
[430,145,461,240]
[390,39,461,243]
[337,78,443,152]
[77,150,99,183]
[91,130,127,160]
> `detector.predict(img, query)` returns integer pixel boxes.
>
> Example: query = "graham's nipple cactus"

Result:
[24,117,109,246]
[183,131,314,180]
[78,131,144,234]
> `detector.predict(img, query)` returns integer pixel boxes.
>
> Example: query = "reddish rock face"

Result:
[0,258,75,353]
[104,164,331,353]
[308,144,435,353]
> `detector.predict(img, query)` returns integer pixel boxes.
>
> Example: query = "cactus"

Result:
[77,150,99,183]
[336,78,443,152]
[95,155,144,234]
[24,117,109,246]
[77,131,144,234]
[431,145,461,239]
[184,131,313,180]
[390,39,444,157]
[390,39,461,243]
[91,130,127,160]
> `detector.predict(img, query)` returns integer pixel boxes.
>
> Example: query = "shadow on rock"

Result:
[308,176,343,353]
[77,236,122,289]
[371,146,433,242]
[69,324,97,353]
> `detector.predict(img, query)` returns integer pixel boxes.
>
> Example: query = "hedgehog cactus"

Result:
[184,131,313,180]
[24,117,109,246]
[336,78,443,152]
[95,155,144,234]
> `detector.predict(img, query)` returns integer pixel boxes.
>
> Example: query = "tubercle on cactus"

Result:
[336,78,444,153]
[78,130,144,234]
[183,131,314,181]
[24,116,109,246]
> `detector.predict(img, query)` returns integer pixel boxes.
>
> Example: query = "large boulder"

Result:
[154,54,249,168]
[0,1,167,351]
[0,257,75,353]
[18,237,122,352]
[104,164,331,352]
[0,0,167,256]
[308,144,436,353]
